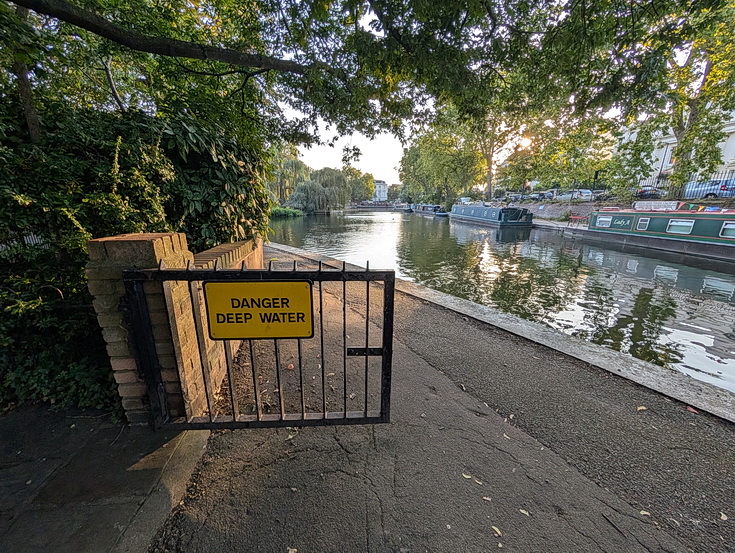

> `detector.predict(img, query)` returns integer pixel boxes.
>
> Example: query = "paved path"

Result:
[149,245,735,553]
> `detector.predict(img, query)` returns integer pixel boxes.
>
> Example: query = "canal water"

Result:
[269,211,735,393]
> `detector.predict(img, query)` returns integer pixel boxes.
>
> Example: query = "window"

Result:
[720,221,735,238]
[666,219,695,235]
[636,217,650,231]
[596,216,612,228]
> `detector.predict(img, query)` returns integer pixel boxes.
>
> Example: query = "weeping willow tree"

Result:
[286,180,341,213]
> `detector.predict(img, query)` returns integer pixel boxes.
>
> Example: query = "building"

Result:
[373,180,388,201]
[647,120,735,179]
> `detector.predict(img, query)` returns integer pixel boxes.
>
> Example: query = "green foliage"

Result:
[268,148,312,205]
[270,206,304,218]
[286,180,340,213]
[399,120,486,205]
[0,104,271,412]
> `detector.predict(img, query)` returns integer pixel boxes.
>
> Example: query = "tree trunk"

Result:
[484,151,494,199]
[12,7,41,142]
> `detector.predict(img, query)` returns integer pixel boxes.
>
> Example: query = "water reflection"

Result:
[269,211,735,392]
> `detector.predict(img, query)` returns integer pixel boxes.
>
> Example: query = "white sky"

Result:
[298,132,404,185]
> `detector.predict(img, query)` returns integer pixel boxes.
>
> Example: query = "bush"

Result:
[270,206,304,218]
[0,105,271,413]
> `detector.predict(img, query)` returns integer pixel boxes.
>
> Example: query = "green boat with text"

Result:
[583,201,735,262]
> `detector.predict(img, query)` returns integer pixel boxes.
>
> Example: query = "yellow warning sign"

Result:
[203,281,313,340]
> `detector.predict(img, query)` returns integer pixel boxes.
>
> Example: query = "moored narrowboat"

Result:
[449,204,533,227]
[414,204,443,216]
[581,201,735,262]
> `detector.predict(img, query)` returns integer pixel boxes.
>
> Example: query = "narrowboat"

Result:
[414,204,443,216]
[449,204,533,228]
[581,201,735,262]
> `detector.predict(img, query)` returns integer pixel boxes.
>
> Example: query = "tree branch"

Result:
[103,57,126,112]
[12,0,315,75]
[12,6,42,141]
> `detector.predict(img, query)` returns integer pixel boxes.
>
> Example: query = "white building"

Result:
[648,120,735,178]
[373,180,388,201]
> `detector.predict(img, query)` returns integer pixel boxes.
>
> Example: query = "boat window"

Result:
[596,216,613,228]
[470,209,475,215]
[483,210,488,216]
[636,217,650,231]
[720,221,735,238]
[666,219,695,235]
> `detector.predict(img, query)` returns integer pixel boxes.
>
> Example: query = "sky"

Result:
[298,132,404,185]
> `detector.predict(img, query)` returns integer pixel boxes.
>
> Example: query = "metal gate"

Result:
[123,261,394,430]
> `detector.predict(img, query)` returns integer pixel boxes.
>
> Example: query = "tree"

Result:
[286,180,339,213]
[400,117,485,206]
[497,115,615,191]
[8,0,722,142]
[269,147,311,205]
[342,167,375,202]
[594,1,735,185]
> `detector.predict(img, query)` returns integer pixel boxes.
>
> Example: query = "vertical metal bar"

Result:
[342,261,347,417]
[319,263,326,418]
[274,339,285,419]
[188,281,214,422]
[249,339,262,420]
[124,278,168,428]
[380,274,395,422]
[364,262,370,416]
[223,339,239,421]
[298,338,305,418]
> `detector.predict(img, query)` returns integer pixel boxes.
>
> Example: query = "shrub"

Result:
[0,105,271,413]
[270,206,304,218]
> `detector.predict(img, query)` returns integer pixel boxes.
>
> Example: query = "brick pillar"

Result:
[86,233,193,425]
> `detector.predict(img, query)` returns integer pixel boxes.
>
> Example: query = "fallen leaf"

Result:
[492,525,503,536]
[474,478,483,485]
[498,544,503,548]
[640,511,651,516]
[520,509,530,516]
[637,406,647,411]
[290,487,298,492]
[686,406,699,414]
[287,363,295,370]
[482,497,492,502]
[288,548,297,553]
[721,512,728,521]
[462,473,472,479]
[509,414,514,420]
[503,433,511,440]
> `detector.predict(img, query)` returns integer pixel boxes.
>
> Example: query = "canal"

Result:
[269,210,735,393]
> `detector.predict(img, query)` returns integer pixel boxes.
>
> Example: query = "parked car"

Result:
[557,189,593,201]
[683,178,735,199]
[635,185,666,199]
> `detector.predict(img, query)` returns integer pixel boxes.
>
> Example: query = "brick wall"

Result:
[86,234,263,425]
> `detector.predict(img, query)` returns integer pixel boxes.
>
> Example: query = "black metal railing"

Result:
[636,170,735,200]
[123,261,394,430]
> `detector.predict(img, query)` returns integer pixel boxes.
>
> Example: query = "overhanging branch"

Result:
[12,0,314,76]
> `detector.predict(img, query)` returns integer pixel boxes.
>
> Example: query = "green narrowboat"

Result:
[584,202,735,262]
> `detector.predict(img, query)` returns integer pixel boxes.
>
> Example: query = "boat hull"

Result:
[577,209,735,262]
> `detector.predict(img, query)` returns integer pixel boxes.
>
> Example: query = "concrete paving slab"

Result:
[0,405,209,553]
[149,339,687,553]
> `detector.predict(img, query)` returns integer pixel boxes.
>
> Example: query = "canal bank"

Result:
[150,244,735,553]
